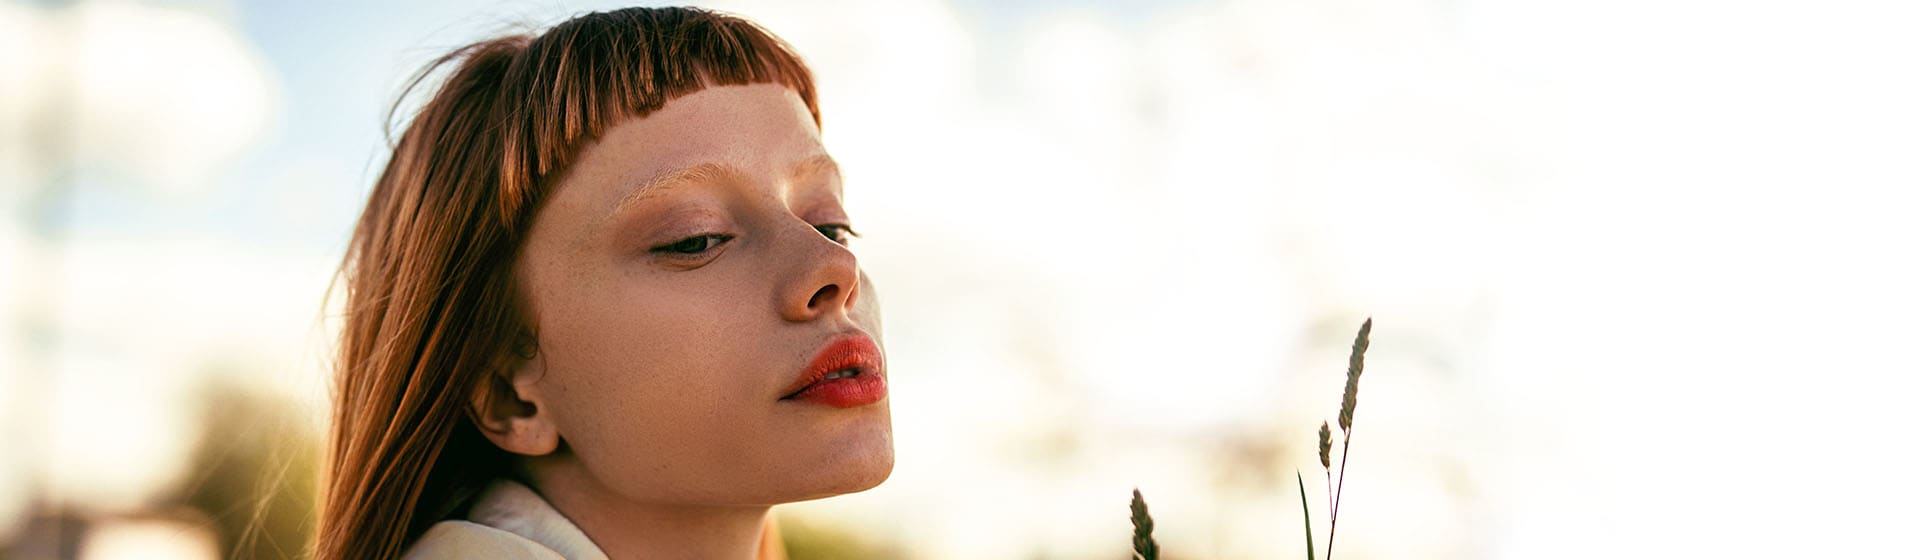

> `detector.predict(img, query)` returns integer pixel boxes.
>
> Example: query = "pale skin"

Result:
[469,83,893,560]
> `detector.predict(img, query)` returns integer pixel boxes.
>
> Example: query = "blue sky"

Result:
[61,0,1199,253]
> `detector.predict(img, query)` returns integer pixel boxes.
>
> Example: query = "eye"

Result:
[652,234,734,257]
[816,224,860,245]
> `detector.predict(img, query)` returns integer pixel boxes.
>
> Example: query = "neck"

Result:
[528,464,772,560]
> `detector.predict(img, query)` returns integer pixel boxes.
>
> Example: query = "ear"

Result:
[469,347,561,457]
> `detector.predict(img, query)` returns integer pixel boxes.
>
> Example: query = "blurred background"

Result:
[2,0,1917,558]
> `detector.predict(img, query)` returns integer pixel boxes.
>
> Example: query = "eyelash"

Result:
[817,223,860,245]
[650,224,860,258]
[653,234,735,257]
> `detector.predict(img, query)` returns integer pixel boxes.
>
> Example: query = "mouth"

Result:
[779,333,887,407]
[780,365,870,399]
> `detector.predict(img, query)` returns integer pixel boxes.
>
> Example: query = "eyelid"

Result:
[650,233,734,259]
[816,223,860,243]
[640,208,730,252]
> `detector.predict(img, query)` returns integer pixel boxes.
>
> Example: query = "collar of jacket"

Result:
[403,479,610,560]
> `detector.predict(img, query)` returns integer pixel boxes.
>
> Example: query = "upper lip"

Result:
[779,331,884,400]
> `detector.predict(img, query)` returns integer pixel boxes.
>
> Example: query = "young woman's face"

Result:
[513,83,891,506]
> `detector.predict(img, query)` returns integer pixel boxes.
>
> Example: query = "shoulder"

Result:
[402,519,568,560]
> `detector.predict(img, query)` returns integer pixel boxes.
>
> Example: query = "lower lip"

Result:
[784,373,887,408]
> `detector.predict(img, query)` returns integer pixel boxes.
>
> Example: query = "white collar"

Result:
[467,479,610,560]
[404,479,610,560]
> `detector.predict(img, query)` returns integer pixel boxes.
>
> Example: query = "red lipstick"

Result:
[780,332,886,408]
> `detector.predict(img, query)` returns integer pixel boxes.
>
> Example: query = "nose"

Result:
[779,222,861,323]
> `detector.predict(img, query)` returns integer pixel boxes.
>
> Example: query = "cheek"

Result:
[541,285,747,427]
[533,277,785,491]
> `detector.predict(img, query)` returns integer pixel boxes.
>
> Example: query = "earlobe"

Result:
[468,361,561,457]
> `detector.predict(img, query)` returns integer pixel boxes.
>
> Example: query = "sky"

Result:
[3,0,1919,558]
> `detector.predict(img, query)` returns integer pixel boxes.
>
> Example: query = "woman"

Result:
[317,7,892,559]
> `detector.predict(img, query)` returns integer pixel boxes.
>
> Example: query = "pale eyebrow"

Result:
[604,154,843,222]
[789,153,842,188]
[605,162,740,223]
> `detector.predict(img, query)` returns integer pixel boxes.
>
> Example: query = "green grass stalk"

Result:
[1296,470,1316,560]
[1326,318,1371,560]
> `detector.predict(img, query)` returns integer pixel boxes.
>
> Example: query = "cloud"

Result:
[3,2,281,196]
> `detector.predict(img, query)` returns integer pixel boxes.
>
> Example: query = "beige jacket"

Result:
[403,480,610,560]
[401,479,788,560]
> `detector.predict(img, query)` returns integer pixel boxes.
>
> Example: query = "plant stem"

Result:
[1324,469,1333,536]
[1327,428,1353,560]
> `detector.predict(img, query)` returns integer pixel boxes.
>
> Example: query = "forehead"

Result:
[567,83,825,191]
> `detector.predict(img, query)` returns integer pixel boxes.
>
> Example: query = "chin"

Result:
[792,421,894,501]
[843,442,895,492]
[806,454,892,501]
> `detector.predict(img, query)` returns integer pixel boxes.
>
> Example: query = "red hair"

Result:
[319,8,816,559]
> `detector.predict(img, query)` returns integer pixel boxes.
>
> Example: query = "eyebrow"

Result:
[605,154,842,222]
[788,153,841,187]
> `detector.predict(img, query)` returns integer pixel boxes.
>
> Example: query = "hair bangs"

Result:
[498,9,819,228]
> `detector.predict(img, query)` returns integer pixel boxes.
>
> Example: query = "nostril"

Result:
[808,284,840,309]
